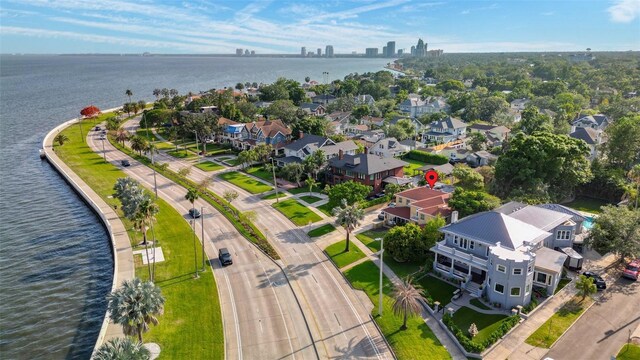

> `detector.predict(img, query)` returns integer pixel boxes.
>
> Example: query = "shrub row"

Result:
[109,136,279,259]
[360,194,392,209]
[404,150,449,165]
[442,313,520,353]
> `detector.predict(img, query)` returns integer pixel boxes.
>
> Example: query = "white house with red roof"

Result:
[381,187,452,226]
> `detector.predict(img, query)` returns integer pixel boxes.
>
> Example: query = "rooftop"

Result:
[329,153,407,175]
[534,247,568,273]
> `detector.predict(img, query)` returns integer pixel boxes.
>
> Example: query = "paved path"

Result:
[43,119,135,351]
[124,119,392,359]
[90,122,316,360]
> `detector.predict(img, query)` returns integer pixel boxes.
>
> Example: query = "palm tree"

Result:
[107,278,165,343]
[94,337,150,360]
[54,133,69,146]
[392,277,424,330]
[332,199,364,252]
[576,274,597,301]
[115,129,129,147]
[185,188,199,213]
[126,89,133,103]
[130,136,148,155]
[305,178,318,196]
[185,188,200,277]
[139,196,159,280]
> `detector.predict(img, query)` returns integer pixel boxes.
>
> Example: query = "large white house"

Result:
[421,116,467,143]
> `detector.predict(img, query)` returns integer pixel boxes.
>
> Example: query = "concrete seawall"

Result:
[42,108,134,357]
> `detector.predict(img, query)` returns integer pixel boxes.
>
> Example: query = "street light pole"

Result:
[377,237,384,316]
[271,157,279,203]
[191,219,199,279]
[201,206,206,271]
[151,147,158,199]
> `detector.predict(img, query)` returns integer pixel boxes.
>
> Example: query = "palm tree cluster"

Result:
[107,278,165,343]
[113,177,159,281]
[94,337,150,360]
[123,101,146,116]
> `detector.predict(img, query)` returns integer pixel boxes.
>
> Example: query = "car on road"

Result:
[219,248,232,266]
[388,202,396,207]
[121,160,130,167]
[94,126,101,131]
[623,259,640,280]
[582,271,606,290]
[188,208,201,218]
[377,212,385,220]
[99,135,106,140]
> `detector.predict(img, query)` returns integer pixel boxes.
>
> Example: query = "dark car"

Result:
[121,160,130,167]
[219,248,232,266]
[377,212,385,220]
[188,208,201,218]
[582,271,606,290]
[94,126,101,131]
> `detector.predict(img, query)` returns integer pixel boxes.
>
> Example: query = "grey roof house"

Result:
[421,116,467,144]
[572,113,610,131]
[569,127,605,161]
[278,133,358,166]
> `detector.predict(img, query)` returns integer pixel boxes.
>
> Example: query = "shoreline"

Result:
[42,107,134,357]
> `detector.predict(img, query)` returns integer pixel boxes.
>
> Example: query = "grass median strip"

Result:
[195,161,224,172]
[167,149,197,160]
[617,344,640,360]
[324,240,366,268]
[525,295,593,348]
[56,120,223,359]
[272,199,322,226]
[344,261,451,359]
[219,171,273,194]
[307,224,336,237]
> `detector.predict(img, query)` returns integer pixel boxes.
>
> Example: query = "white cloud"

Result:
[607,0,640,22]
[541,11,554,16]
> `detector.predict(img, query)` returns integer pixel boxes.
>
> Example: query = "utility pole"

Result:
[271,157,279,203]
[377,237,384,316]
[192,219,199,279]
[201,206,206,271]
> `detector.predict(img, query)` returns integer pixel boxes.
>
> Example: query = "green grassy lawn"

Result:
[307,224,336,237]
[186,143,230,157]
[416,274,458,305]
[288,187,311,195]
[451,307,508,345]
[261,192,287,200]
[135,129,173,150]
[218,171,273,194]
[617,344,640,360]
[194,161,224,172]
[563,197,610,214]
[324,240,366,268]
[245,165,274,183]
[272,199,322,226]
[344,261,451,360]
[384,257,424,279]
[525,296,593,348]
[55,120,223,359]
[167,149,197,160]
[470,298,491,310]
[356,229,388,252]
[555,278,572,294]
[403,158,428,176]
[299,195,322,204]
[226,158,242,166]
[316,203,334,216]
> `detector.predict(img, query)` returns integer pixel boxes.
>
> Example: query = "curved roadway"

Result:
[87,125,316,360]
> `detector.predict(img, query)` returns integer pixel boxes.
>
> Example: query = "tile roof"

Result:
[245,119,292,137]
[383,206,411,220]
[396,187,450,202]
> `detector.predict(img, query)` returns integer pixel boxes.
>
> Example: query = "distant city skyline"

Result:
[1,0,639,54]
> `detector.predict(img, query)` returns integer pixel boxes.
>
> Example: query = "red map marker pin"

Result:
[425,170,439,189]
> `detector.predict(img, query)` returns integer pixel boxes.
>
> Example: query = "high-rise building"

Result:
[410,45,416,56]
[250,50,256,56]
[244,49,250,56]
[416,38,426,57]
[397,49,403,56]
[236,48,243,56]
[365,48,379,57]
[382,46,387,57]
[325,45,334,57]
[386,41,396,57]
[317,48,322,56]
[301,47,306,56]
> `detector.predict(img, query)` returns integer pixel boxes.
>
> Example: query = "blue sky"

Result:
[1,0,639,54]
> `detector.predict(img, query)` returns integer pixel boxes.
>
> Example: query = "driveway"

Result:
[544,275,640,360]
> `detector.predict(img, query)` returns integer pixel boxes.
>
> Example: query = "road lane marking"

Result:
[223,269,243,360]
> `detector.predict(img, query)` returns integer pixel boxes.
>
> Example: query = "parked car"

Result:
[582,271,606,290]
[121,160,130,167]
[99,135,106,140]
[94,126,101,131]
[218,248,233,266]
[623,259,640,280]
[377,212,385,220]
[375,192,386,198]
[388,202,396,207]
[101,130,107,135]
[188,208,201,218]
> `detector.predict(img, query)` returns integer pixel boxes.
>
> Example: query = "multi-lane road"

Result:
[90,118,392,359]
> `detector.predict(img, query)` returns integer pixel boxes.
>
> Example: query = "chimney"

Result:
[339,149,344,160]
[299,130,304,139]
[451,210,458,223]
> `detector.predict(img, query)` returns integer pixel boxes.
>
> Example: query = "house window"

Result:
[525,283,531,295]
[497,264,506,273]
[557,230,571,240]
[513,268,522,275]
[535,271,552,285]
[454,236,459,246]
[510,287,521,296]
[406,200,411,205]
[528,263,533,273]
[470,241,475,250]
[494,283,504,294]
[420,214,425,220]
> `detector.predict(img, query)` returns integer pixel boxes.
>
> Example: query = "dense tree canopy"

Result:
[449,189,501,217]
[585,206,640,261]
[326,181,371,208]
[603,115,640,170]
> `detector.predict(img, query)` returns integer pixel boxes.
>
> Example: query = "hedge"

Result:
[442,312,519,353]
[404,150,449,165]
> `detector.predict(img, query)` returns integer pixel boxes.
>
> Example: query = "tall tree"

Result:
[107,278,165,343]
[281,162,305,187]
[603,115,640,170]
[585,205,640,261]
[332,199,364,252]
[518,107,553,135]
[452,164,485,190]
[448,189,501,217]
[126,89,133,103]
[115,129,129,147]
[305,178,318,195]
[94,337,150,360]
[575,274,597,301]
[392,277,424,330]
[129,135,148,155]
[326,181,371,207]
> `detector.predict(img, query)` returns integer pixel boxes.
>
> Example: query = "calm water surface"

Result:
[0,55,389,359]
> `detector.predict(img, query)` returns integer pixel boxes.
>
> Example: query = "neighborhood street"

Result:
[87,128,317,360]
[124,118,393,359]
[545,276,640,360]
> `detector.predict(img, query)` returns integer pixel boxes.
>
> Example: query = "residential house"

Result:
[510,98,530,111]
[254,101,273,109]
[299,102,326,116]
[327,152,408,194]
[352,129,385,148]
[230,119,292,153]
[468,124,511,148]
[465,151,498,167]
[216,117,244,145]
[432,202,578,308]
[354,94,375,107]
[398,96,449,118]
[569,127,605,161]
[344,124,369,136]
[370,137,409,158]
[277,133,358,166]
[389,116,424,134]
[361,116,385,128]
[421,116,467,144]
[312,94,337,104]
[399,139,425,151]
[382,187,451,226]
[571,114,610,131]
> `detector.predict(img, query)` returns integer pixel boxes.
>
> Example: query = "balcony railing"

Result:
[433,241,488,268]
